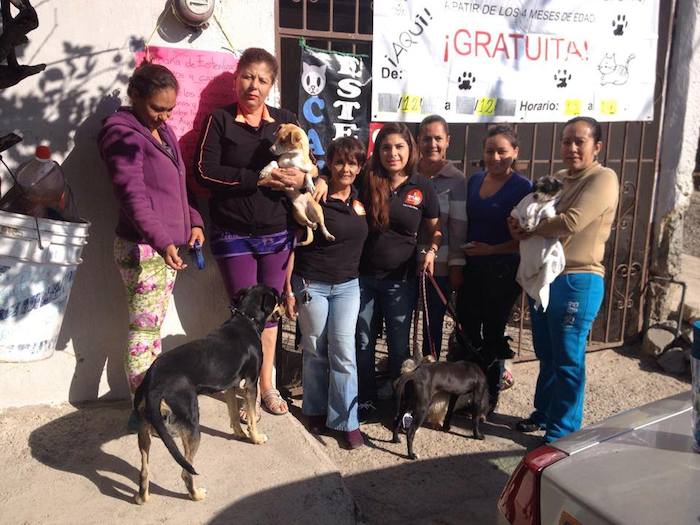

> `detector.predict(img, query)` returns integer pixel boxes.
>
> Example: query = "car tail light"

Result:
[497,445,568,525]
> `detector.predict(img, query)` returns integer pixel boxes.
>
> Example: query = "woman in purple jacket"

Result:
[99,63,205,429]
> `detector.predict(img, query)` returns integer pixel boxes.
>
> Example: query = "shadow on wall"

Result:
[2,36,228,403]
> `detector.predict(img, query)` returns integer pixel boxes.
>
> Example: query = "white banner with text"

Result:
[371,0,659,123]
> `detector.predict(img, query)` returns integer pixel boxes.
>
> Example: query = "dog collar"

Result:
[229,306,261,334]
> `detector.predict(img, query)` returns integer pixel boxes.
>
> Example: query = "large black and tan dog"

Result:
[391,341,490,460]
[132,284,283,504]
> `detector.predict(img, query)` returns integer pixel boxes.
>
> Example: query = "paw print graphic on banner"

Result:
[457,72,476,90]
[613,14,628,36]
[554,70,572,88]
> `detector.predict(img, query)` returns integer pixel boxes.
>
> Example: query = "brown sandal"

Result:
[261,388,288,415]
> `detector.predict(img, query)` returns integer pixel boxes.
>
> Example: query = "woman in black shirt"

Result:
[356,123,441,420]
[285,137,368,449]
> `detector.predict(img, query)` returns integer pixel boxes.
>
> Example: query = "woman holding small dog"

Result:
[456,124,532,412]
[195,48,318,418]
[99,62,205,430]
[416,115,467,359]
[356,123,441,419]
[284,137,368,449]
[509,116,619,443]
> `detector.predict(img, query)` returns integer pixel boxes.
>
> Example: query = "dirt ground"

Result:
[288,346,689,524]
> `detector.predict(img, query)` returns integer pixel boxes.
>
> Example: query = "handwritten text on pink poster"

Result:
[135,46,238,187]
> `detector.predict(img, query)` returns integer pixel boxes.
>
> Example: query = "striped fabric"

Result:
[417,162,468,277]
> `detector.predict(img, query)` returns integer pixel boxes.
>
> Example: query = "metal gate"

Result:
[275,0,675,356]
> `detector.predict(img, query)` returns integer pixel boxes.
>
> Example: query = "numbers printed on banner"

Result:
[600,99,618,116]
[474,97,497,116]
[565,99,582,116]
[398,94,422,113]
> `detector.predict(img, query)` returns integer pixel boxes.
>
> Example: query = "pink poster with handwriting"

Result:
[135,46,238,194]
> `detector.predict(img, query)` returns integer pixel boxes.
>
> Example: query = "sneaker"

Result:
[344,429,365,449]
[377,381,394,400]
[499,369,515,391]
[307,414,326,435]
[358,401,377,423]
[515,417,544,433]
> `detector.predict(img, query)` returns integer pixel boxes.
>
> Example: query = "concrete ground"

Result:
[0,396,358,525]
[0,346,689,525]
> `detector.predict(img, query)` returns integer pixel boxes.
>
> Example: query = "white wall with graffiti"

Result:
[0,0,275,408]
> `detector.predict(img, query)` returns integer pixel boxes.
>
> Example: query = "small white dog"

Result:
[260,123,334,247]
[510,175,566,311]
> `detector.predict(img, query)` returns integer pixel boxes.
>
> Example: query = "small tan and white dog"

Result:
[259,123,335,247]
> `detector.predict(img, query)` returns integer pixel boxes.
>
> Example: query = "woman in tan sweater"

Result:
[509,116,619,442]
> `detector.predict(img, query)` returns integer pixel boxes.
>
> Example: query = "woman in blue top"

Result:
[456,124,532,412]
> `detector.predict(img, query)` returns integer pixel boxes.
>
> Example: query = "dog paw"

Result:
[441,424,451,432]
[189,487,207,501]
[251,433,268,444]
[231,428,248,440]
[134,493,149,505]
[474,433,485,441]
[408,452,419,460]
[324,234,336,242]
[391,435,402,444]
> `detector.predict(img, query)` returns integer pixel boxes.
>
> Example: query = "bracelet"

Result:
[420,247,438,255]
[283,291,295,299]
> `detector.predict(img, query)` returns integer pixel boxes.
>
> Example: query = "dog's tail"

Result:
[297,226,314,247]
[393,372,415,418]
[145,391,198,476]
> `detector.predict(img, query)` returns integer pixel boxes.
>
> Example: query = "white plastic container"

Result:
[0,209,89,362]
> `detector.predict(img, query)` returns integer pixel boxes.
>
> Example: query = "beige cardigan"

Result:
[535,162,619,276]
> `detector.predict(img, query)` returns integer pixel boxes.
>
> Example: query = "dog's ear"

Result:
[291,129,303,146]
[231,286,250,307]
[261,288,280,316]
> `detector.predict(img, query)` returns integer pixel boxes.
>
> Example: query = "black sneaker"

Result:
[515,418,544,433]
[307,414,326,435]
[358,401,378,423]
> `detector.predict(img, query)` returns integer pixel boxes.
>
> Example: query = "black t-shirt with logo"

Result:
[294,188,369,284]
[359,173,440,280]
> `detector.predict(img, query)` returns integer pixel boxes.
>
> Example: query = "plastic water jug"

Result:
[17,145,65,201]
[1,145,67,218]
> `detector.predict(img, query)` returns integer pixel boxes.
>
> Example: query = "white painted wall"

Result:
[0,0,275,408]
[651,0,700,316]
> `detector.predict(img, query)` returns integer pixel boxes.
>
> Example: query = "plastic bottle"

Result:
[692,319,700,452]
[17,145,54,184]
[14,145,65,217]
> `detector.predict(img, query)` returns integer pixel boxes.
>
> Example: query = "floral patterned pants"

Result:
[114,237,176,393]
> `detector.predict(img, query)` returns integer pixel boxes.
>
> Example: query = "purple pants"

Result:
[217,249,291,327]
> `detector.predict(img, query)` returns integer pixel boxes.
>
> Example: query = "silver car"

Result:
[498,391,697,524]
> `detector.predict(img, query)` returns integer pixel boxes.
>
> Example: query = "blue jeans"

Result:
[529,273,605,442]
[293,275,360,431]
[421,275,450,359]
[356,276,416,402]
